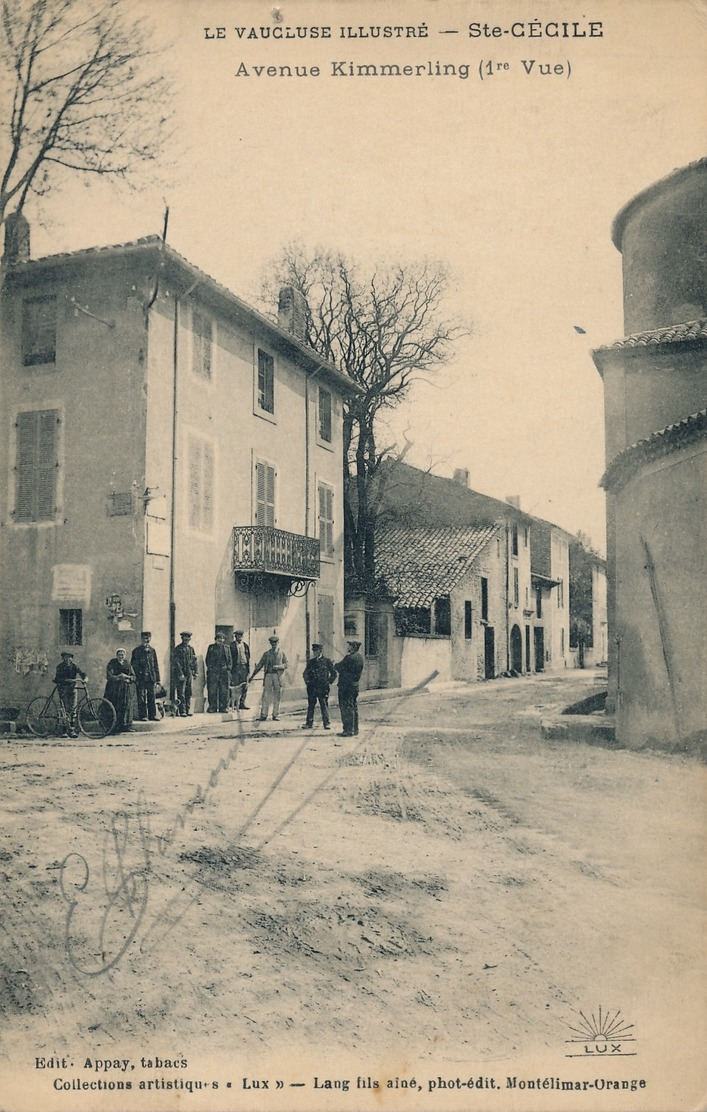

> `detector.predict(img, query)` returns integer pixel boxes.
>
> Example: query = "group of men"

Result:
[55,629,365,736]
[176,629,365,735]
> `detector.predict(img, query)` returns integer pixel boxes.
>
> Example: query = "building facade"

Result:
[0,219,354,710]
[349,461,574,689]
[593,159,707,748]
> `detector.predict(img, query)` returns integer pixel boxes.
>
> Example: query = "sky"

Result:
[15,0,707,554]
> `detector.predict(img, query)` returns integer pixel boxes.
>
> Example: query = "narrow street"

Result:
[1,670,704,1111]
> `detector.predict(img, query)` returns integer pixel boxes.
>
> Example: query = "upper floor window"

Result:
[257,349,275,414]
[187,435,214,533]
[480,576,489,621]
[513,567,520,607]
[512,524,519,556]
[318,482,334,557]
[14,409,60,522]
[192,308,212,380]
[22,296,56,366]
[318,386,332,443]
[557,578,565,608]
[255,459,276,527]
[464,601,473,640]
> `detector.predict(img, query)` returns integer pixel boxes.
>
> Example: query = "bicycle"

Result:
[26,681,116,739]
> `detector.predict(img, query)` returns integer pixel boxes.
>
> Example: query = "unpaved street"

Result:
[1,672,705,1112]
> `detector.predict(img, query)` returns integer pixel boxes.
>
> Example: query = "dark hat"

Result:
[141,631,151,638]
[311,643,323,650]
[60,650,74,657]
[180,631,192,637]
[234,629,244,636]
[215,631,225,640]
[268,635,279,643]
[347,640,361,649]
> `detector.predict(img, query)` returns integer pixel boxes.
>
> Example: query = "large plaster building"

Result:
[0,216,354,710]
[593,159,707,749]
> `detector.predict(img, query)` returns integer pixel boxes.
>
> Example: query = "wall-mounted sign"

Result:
[51,564,91,604]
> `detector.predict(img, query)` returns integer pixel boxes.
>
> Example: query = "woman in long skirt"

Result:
[104,648,136,733]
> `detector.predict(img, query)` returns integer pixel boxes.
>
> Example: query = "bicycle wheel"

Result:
[78,697,116,739]
[26,696,63,738]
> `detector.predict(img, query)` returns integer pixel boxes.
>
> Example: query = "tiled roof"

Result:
[596,319,707,353]
[4,235,361,394]
[601,409,707,491]
[375,523,500,607]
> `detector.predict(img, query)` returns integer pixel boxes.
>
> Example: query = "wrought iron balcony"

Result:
[233,526,320,583]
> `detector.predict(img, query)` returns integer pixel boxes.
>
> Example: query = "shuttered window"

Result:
[187,436,215,533]
[15,409,59,522]
[257,349,275,414]
[192,308,212,380]
[255,460,276,527]
[318,387,332,443]
[318,482,334,556]
[22,297,56,366]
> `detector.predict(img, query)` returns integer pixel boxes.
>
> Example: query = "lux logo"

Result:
[565,1009,637,1058]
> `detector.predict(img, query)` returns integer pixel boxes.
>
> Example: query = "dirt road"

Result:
[1,672,705,1112]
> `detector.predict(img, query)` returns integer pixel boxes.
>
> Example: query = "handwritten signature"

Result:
[60,731,245,976]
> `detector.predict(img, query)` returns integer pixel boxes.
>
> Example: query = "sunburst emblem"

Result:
[565,1007,636,1057]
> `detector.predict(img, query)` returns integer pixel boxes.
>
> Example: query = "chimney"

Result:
[3,212,30,266]
[506,495,521,509]
[452,467,469,488]
[278,285,307,341]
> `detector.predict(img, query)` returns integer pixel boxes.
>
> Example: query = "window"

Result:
[192,308,212,380]
[560,627,566,656]
[257,349,275,414]
[187,436,214,533]
[433,596,451,636]
[480,577,489,622]
[318,386,332,443]
[14,409,59,522]
[513,567,519,608]
[536,586,543,618]
[255,460,276,527]
[22,296,56,366]
[60,609,82,646]
[464,601,472,640]
[512,524,519,556]
[557,578,564,608]
[524,527,529,547]
[318,482,334,556]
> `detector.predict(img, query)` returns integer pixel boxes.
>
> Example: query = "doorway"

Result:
[534,626,545,672]
[484,626,495,679]
[510,624,523,673]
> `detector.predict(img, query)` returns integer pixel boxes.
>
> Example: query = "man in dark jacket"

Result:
[229,630,251,710]
[172,631,197,717]
[334,640,364,737]
[302,643,337,730]
[205,632,231,713]
[131,632,160,721]
[54,650,87,736]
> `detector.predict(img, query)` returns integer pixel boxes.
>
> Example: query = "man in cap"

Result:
[54,650,87,737]
[302,643,337,730]
[250,634,289,721]
[334,640,364,737]
[172,631,198,717]
[131,632,160,721]
[205,631,231,713]
[229,629,251,710]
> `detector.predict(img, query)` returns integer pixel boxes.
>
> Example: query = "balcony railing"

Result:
[233,526,320,581]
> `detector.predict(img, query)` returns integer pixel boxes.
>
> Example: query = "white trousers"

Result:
[260,674,282,718]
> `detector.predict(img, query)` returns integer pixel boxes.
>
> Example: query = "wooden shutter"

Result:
[202,442,214,530]
[255,461,275,527]
[15,409,58,522]
[318,483,333,554]
[188,439,201,528]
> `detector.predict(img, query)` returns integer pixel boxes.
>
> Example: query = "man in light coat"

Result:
[250,634,288,721]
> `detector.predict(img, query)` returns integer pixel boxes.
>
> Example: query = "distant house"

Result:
[373,523,504,688]
[346,460,575,689]
[593,158,707,749]
[568,540,608,668]
[0,215,358,708]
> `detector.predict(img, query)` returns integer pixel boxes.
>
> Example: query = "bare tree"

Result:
[0,0,173,227]
[261,244,469,593]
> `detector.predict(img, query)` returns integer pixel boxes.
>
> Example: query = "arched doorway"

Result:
[510,624,523,673]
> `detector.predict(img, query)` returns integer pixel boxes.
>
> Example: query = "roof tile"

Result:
[375,523,500,608]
